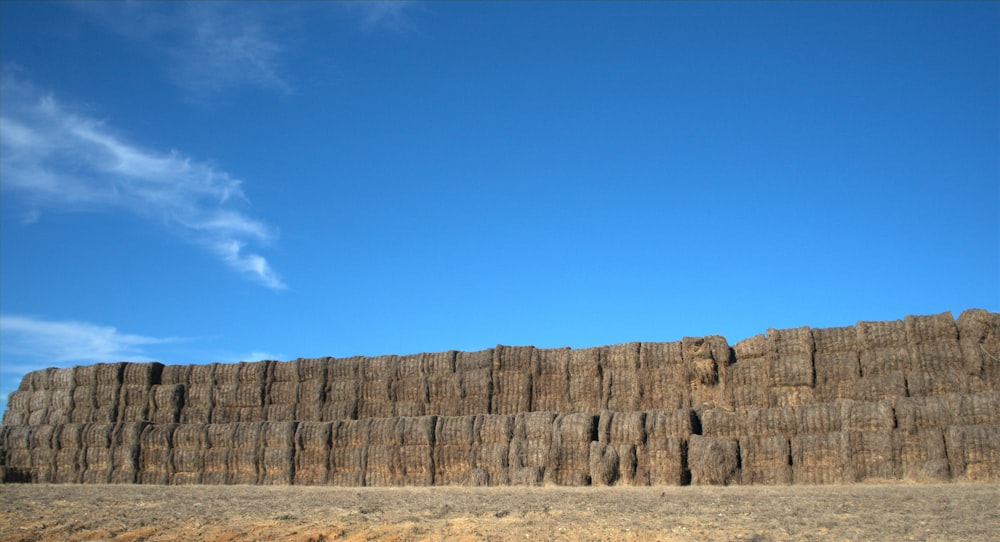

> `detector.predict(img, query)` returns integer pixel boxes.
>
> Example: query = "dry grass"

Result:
[2,483,998,541]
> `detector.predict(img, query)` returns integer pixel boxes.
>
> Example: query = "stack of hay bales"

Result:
[567,348,603,413]
[473,414,513,485]
[765,328,815,407]
[729,336,770,410]
[812,326,861,402]
[452,350,493,416]
[139,423,175,484]
[170,424,205,484]
[638,342,688,411]
[639,409,693,485]
[491,346,534,415]
[111,421,149,483]
[603,343,642,412]
[532,349,570,413]
[53,424,84,483]
[260,421,297,484]
[364,417,399,486]
[432,415,476,485]
[547,413,597,485]
[202,424,234,484]
[323,357,360,421]
[904,313,966,396]
[508,411,556,485]
[293,421,331,485]
[398,416,436,485]
[80,424,115,483]
[359,356,396,419]
[296,358,327,421]
[684,336,732,410]
[329,419,369,485]
[150,383,185,424]
[855,319,910,401]
[70,366,98,423]
[181,364,215,424]
[212,362,268,423]
[592,411,645,485]
[118,363,161,423]
[394,354,427,417]
[265,360,300,422]
[424,351,456,416]
[228,422,262,484]
[46,368,76,425]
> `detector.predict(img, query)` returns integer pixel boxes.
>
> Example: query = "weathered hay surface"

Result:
[294,421,332,485]
[688,435,739,486]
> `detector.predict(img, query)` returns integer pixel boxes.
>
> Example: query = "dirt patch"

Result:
[2,483,998,541]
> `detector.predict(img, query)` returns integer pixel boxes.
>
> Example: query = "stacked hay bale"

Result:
[139,423,175,484]
[359,356,397,419]
[202,423,234,484]
[70,366,98,423]
[958,309,1000,392]
[567,348,603,413]
[329,418,369,485]
[80,424,115,483]
[323,356,360,421]
[452,350,493,416]
[46,368,76,425]
[228,422,262,484]
[532,349,570,413]
[118,363,161,423]
[638,409,692,485]
[765,328,815,407]
[603,343,642,412]
[854,319,910,401]
[170,424,206,484]
[473,414,513,485]
[293,422,331,485]
[180,364,215,424]
[398,416,436,485]
[945,424,1000,481]
[260,421,297,484]
[689,434,740,485]
[592,410,645,486]
[149,383,185,424]
[491,346,534,415]
[2,389,30,426]
[365,417,399,486]
[638,342,688,411]
[433,415,476,485]
[904,312,966,396]
[296,358,327,421]
[840,400,896,481]
[547,412,597,485]
[1,426,32,482]
[684,336,732,410]
[212,362,267,423]
[53,424,84,483]
[728,336,770,410]
[812,326,861,402]
[265,360,300,422]
[394,354,427,417]
[111,422,148,483]
[424,351,456,416]
[94,363,125,424]
[508,411,556,485]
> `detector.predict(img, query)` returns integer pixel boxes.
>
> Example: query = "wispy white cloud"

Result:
[0,315,178,368]
[347,1,422,33]
[75,3,294,101]
[0,75,286,289]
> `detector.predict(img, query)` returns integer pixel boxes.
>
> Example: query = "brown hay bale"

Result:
[946,425,1000,481]
[357,378,394,419]
[452,367,492,417]
[82,424,114,447]
[82,447,112,484]
[189,363,217,385]
[904,314,966,396]
[295,379,326,422]
[159,364,191,385]
[492,346,534,415]
[589,441,619,486]
[173,424,206,449]
[455,349,492,372]
[29,390,52,412]
[532,349,570,413]
[228,422,263,484]
[840,400,895,433]
[394,355,427,417]
[958,309,1000,391]
[94,382,120,408]
[240,360,271,385]
[638,341,688,411]
[688,435,739,486]
[365,418,401,486]
[638,434,689,485]
[645,408,694,439]
[568,347,603,412]
[398,416,436,485]
[214,383,263,409]
[51,367,77,390]
[171,448,204,484]
[547,413,598,485]
[739,435,791,485]
[894,395,959,433]
[850,372,908,402]
[151,384,185,424]
[265,403,297,422]
[766,327,815,388]
[71,385,96,413]
[267,380,299,405]
[604,343,642,412]
[6,390,31,416]
[95,362,125,386]
[329,419,370,486]
[794,403,841,435]
[508,412,556,485]
[74,365,97,387]
[27,408,49,426]
[791,432,850,484]
[122,362,163,386]
[744,406,797,438]
[271,359,300,383]
[812,326,861,402]
[139,424,176,485]
[601,410,646,445]
[845,431,896,482]
[856,319,911,377]
[728,361,770,410]
[294,422,332,485]
[509,465,544,486]
[29,368,55,391]
[894,428,950,482]
[299,357,329,381]
[203,424,235,485]
[958,393,1000,426]
[473,415,513,485]
[109,422,148,484]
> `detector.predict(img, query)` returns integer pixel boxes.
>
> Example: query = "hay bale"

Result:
[170,424,207,485]
[29,368,54,391]
[946,425,1000,481]
[603,343,642,412]
[958,393,1000,426]
[203,424,235,485]
[365,417,401,486]
[640,412,690,485]
[744,406,797,438]
[27,408,50,426]
[151,384,185,424]
[728,360,770,410]
[95,362,125,386]
[638,342,688,411]
[547,413,598,485]
[813,326,861,403]
[323,379,359,421]
[688,435,739,485]
[739,435,791,485]
[51,367,76,390]
[850,372,908,402]
[264,403,297,422]
[840,400,895,433]
[228,422,263,484]
[791,432,850,484]
[398,416,436,485]
[122,362,163,386]
[294,422,332,485]
[508,412,556,484]
[894,394,959,433]
[532,349,570,413]
[958,309,1000,391]
[139,424,176,485]
[856,319,911,377]
[159,364,191,386]
[296,378,326,422]
[71,385,97,414]
[473,414,513,485]
[903,314,967,396]
[699,408,740,438]
[261,421,297,485]
[82,446,112,484]
[5,390,31,421]
[189,363,217,385]
[394,354,427,417]
[329,419,370,486]
[894,429,951,482]
[492,346,535,415]
[845,431,896,482]
[568,347,603,413]
[794,403,841,435]
[110,422,148,484]
[765,327,815,388]
[589,441,620,485]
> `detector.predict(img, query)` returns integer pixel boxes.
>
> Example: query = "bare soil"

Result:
[1,483,998,541]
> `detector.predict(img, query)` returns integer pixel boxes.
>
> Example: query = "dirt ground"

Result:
[1,483,998,541]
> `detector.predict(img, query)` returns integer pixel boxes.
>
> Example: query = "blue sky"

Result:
[1,2,998,413]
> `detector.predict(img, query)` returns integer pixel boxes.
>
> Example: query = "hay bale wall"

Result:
[3,309,999,486]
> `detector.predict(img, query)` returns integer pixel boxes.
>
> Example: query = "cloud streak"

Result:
[0,76,286,289]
